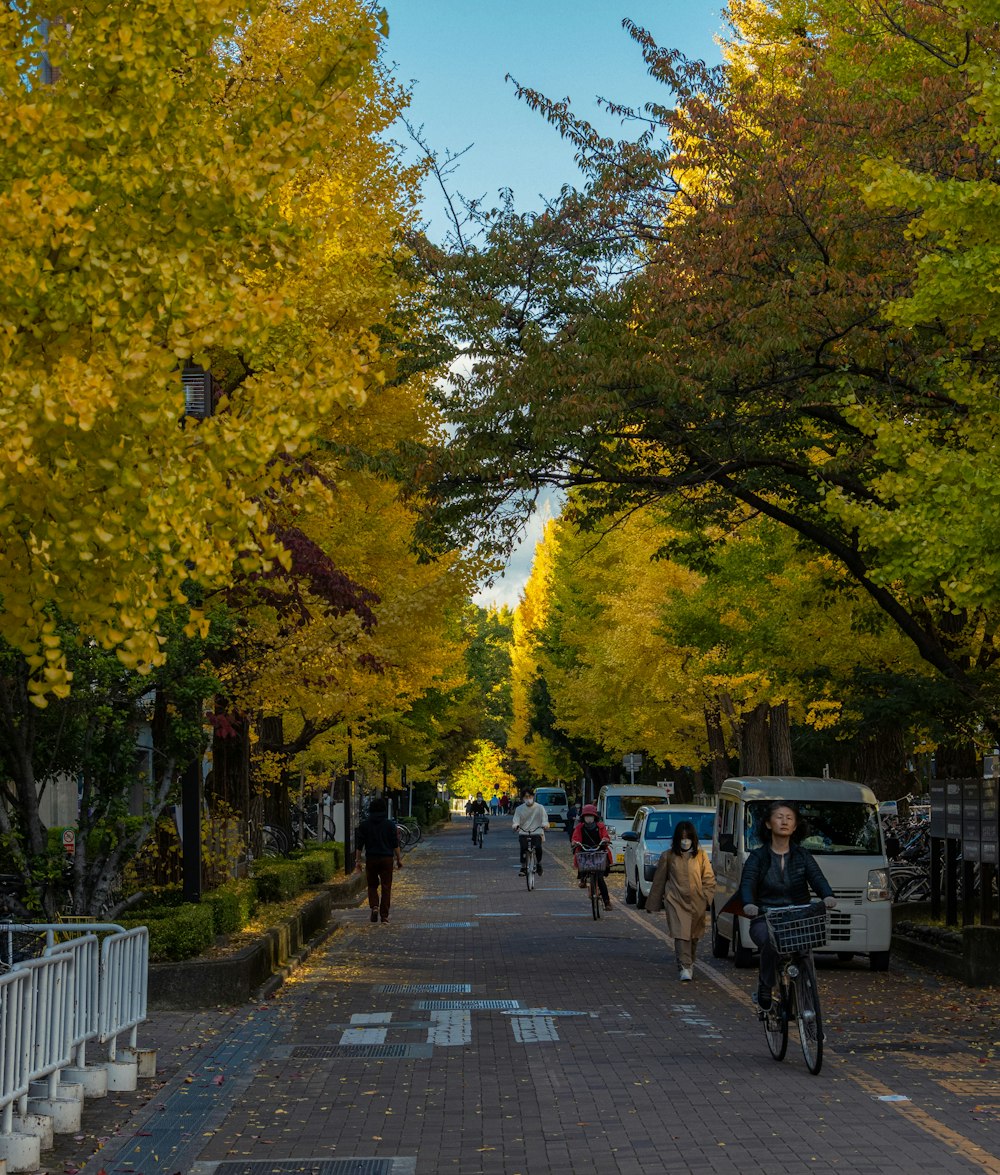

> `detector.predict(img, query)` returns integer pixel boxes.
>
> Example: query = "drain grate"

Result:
[405,921,477,929]
[206,1161,410,1175]
[374,983,472,994]
[414,999,520,1010]
[291,1044,433,1059]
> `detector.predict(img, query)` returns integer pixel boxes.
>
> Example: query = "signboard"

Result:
[929,783,946,838]
[963,781,982,862]
[62,828,75,855]
[622,753,643,772]
[985,754,1000,780]
[981,780,999,866]
[945,781,963,840]
[658,780,675,795]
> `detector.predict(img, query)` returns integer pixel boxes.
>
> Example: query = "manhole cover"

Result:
[291,1044,433,1059]
[374,983,472,994]
[414,999,520,1010]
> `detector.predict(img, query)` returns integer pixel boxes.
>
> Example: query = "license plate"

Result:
[615,852,624,864]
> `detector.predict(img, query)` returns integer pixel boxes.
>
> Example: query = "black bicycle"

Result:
[758,902,827,1075]
[473,815,487,849]
[576,846,609,920]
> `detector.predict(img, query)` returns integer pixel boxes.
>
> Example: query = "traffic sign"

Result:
[658,780,675,795]
[62,828,76,855]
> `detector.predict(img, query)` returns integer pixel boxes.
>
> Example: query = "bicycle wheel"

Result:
[398,824,414,853]
[262,825,288,857]
[763,983,788,1061]
[526,856,535,891]
[590,873,601,920]
[794,957,824,1075]
[477,824,484,849]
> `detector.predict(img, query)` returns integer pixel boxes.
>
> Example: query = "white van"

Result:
[597,784,672,870]
[534,787,569,828]
[710,776,892,970]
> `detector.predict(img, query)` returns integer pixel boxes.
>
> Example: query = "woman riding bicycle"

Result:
[734,801,836,1011]
[572,804,614,911]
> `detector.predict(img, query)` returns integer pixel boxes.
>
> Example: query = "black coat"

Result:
[737,842,834,909]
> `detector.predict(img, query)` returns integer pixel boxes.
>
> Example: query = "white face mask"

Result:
[680,839,693,851]
[525,798,534,807]
[584,816,596,825]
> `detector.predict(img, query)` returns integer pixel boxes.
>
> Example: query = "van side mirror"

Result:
[718,834,737,854]
[620,831,639,843]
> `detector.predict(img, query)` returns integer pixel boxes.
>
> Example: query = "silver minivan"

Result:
[710,776,892,971]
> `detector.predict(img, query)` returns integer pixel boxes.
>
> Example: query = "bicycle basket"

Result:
[764,905,828,953]
[576,849,607,872]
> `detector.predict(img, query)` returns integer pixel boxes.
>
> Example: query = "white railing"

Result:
[17,954,74,1100]
[98,928,148,1061]
[0,968,30,1136]
[46,934,99,1068]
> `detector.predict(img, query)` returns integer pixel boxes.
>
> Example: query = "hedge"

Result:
[125,903,215,963]
[252,858,309,902]
[202,879,257,935]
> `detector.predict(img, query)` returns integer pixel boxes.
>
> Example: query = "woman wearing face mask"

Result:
[571,804,614,910]
[646,820,716,981]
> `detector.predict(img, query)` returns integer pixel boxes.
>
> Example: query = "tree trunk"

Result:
[740,703,771,775]
[259,714,290,829]
[769,702,794,775]
[854,725,907,798]
[704,702,729,791]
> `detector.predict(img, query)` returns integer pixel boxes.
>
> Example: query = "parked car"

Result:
[710,776,892,971]
[597,784,673,870]
[535,786,569,828]
[621,805,716,907]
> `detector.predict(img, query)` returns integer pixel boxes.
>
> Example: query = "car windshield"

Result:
[745,801,883,854]
[605,795,670,820]
[645,812,715,842]
[539,792,566,805]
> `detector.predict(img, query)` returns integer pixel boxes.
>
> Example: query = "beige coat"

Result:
[647,848,716,941]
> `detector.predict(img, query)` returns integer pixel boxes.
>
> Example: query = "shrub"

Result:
[253,859,308,902]
[202,879,257,935]
[292,850,339,885]
[124,903,215,962]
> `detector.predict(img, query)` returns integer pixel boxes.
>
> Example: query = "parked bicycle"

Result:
[576,847,609,920]
[756,901,828,1075]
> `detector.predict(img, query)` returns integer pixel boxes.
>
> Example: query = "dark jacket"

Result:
[736,842,833,910]
[356,814,400,858]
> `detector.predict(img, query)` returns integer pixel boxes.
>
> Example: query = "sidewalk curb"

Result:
[148,872,366,1008]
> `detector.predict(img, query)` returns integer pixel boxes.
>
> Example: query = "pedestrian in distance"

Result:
[565,797,579,840]
[512,787,547,875]
[646,819,716,980]
[490,791,501,816]
[571,803,614,909]
[354,797,403,924]
[726,800,836,1009]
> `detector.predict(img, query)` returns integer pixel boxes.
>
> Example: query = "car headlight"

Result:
[867,868,890,901]
[643,851,660,870]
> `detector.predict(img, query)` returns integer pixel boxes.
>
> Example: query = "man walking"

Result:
[512,787,547,876]
[354,798,403,924]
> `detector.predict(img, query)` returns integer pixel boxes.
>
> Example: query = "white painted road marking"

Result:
[511,1014,559,1043]
[340,1027,388,1044]
[427,1010,472,1046]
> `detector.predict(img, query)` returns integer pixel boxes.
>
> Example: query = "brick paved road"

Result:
[70,822,1000,1175]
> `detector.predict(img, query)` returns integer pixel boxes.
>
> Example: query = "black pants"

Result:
[749,916,777,986]
[578,868,609,901]
[471,818,489,842]
[366,856,395,921]
[519,834,542,867]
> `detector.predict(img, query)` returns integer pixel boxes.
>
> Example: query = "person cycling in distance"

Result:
[571,803,614,910]
[469,791,490,843]
[512,787,547,876]
[730,800,837,1011]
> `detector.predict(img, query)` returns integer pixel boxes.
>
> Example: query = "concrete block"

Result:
[26,1096,81,1134]
[121,1045,157,1078]
[964,925,1000,986]
[0,1130,40,1172]
[60,1064,109,1098]
[100,1058,138,1091]
[10,1112,53,1150]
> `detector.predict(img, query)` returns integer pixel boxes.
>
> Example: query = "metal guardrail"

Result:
[98,928,149,1061]
[46,934,99,1068]
[0,967,31,1136]
[18,953,74,1099]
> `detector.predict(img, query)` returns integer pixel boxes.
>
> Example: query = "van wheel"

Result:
[625,875,637,905]
[733,920,755,968]
[711,909,730,959]
[869,950,891,972]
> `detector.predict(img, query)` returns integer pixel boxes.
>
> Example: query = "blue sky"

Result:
[383,2,725,608]
[385,1,725,236]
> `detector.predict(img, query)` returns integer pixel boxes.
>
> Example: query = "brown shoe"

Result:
[603,899,613,910]
[578,879,587,888]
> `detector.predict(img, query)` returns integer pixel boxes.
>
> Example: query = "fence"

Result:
[46,934,99,1069]
[98,928,149,1061]
[0,967,31,1136]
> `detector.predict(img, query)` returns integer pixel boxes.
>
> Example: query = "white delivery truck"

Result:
[710,776,892,971]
